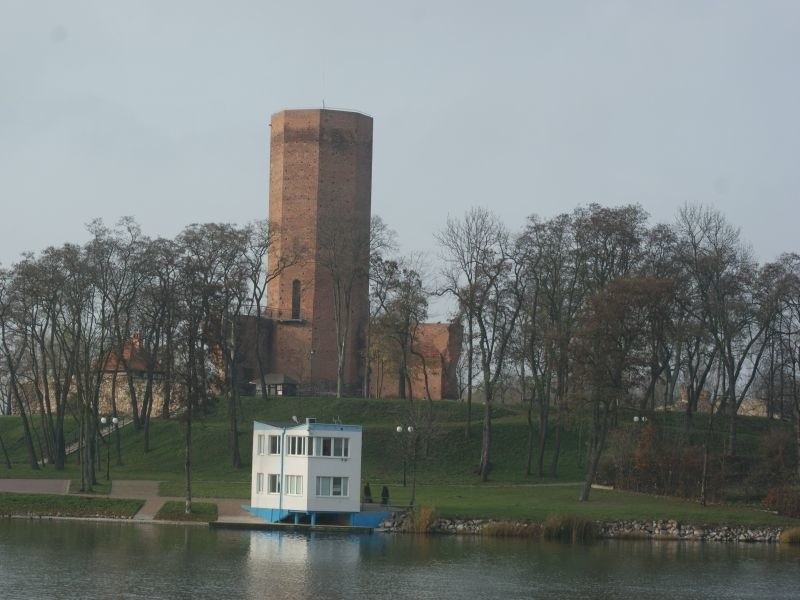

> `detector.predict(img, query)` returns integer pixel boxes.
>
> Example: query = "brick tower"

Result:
[266,109,373,394]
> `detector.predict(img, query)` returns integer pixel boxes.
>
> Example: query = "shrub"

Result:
[542,515,596,543]
[758,428,796,484]
[482,521,541,538]
[779,527,800,544]
[403,505,437,533]
[763,487,800,519]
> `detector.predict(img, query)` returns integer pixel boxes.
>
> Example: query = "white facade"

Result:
[250,419,362,516]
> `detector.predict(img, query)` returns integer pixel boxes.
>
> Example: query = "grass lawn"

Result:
[155,500,218,522]
[392,484,797,527]
[1,396,796,527]
[0,491,142,518]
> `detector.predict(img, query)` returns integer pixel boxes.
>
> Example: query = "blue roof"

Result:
[254,420,361,433]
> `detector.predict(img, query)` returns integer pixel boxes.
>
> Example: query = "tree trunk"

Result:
[522,359,534,477]
[0,432,12,469]
[478,400,492,481]
[549,393,562,478]
[229,387,241,469]
[700,442,709,506]
[336,339,346,398]
[478,363,493,481]
[579,401,610,502]
[162,330,174,419]
[10,383,40,470]
[254,315,269,402]
[464,313,473,440]
[793,358,800,481]
[525,403,534,477]
[184,414,193,515]
[537,390,549,478]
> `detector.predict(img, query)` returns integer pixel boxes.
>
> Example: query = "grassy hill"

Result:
[2,396,583,494]
[1,396,797,527]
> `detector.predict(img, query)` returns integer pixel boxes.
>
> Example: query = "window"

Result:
[268,435,281,455]
[257,434,265,455]
[314,436,349,457]
[285,475,303,496]
[316,476,349,497]
[268,474,281,494]
[291,279,301,320]
[256,473,264,494]
[286,436,307,456]
[334,437,349,457]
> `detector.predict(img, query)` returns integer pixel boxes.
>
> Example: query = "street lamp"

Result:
[309,349,315,396]
[99,416,119,481]
[395,425,417,507]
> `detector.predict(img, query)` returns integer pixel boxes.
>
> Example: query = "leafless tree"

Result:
[675,205,774,455]
[438,207,525,481]
[317,214,372,397]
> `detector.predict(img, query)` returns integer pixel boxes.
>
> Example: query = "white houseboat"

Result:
[247,418,372,526]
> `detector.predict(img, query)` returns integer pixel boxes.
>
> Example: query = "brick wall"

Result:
[266,109,373,393]
[369,321,463,400]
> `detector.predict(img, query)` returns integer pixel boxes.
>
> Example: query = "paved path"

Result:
[109,480,165,521]
[108,480,262,523]
[1,477,261,524]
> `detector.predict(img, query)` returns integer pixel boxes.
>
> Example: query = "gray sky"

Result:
[2,0,799,280]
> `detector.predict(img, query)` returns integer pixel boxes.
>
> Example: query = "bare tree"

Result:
[364,216,397,397]
[371,256,428,401]
[676,205,773,455]
[0,268,40,469]
[575,276,669,501]
[317,214,371,397]
[570,204,649,501]
[438,208,525,481]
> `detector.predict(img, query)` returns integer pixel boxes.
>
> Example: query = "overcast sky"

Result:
[2,1,799,283]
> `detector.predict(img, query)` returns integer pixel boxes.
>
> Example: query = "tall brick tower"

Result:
[266,109,373,394]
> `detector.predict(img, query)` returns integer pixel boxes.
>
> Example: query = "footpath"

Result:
[0,478,263,525]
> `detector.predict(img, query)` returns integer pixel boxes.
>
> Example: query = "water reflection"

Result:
[0,520,798,600]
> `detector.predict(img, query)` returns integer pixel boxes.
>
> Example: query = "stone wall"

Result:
[378,513,785,542]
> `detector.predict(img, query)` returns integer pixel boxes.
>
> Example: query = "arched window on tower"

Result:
[291,279,301,320]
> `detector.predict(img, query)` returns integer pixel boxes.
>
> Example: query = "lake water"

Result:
[0,520,798,599]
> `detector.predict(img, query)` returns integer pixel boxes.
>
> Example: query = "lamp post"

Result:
[99,416,119,481]
[309,349,315,396]
[395,425,417,507]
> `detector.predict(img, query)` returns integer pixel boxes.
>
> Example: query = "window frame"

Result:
[316,476,349,497]
[268,435,281,455]
[286,435,308,456]
[285,474,303,496]
[314,436,350,458]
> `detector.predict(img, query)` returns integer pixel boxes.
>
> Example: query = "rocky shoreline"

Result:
[379,513,785,543]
